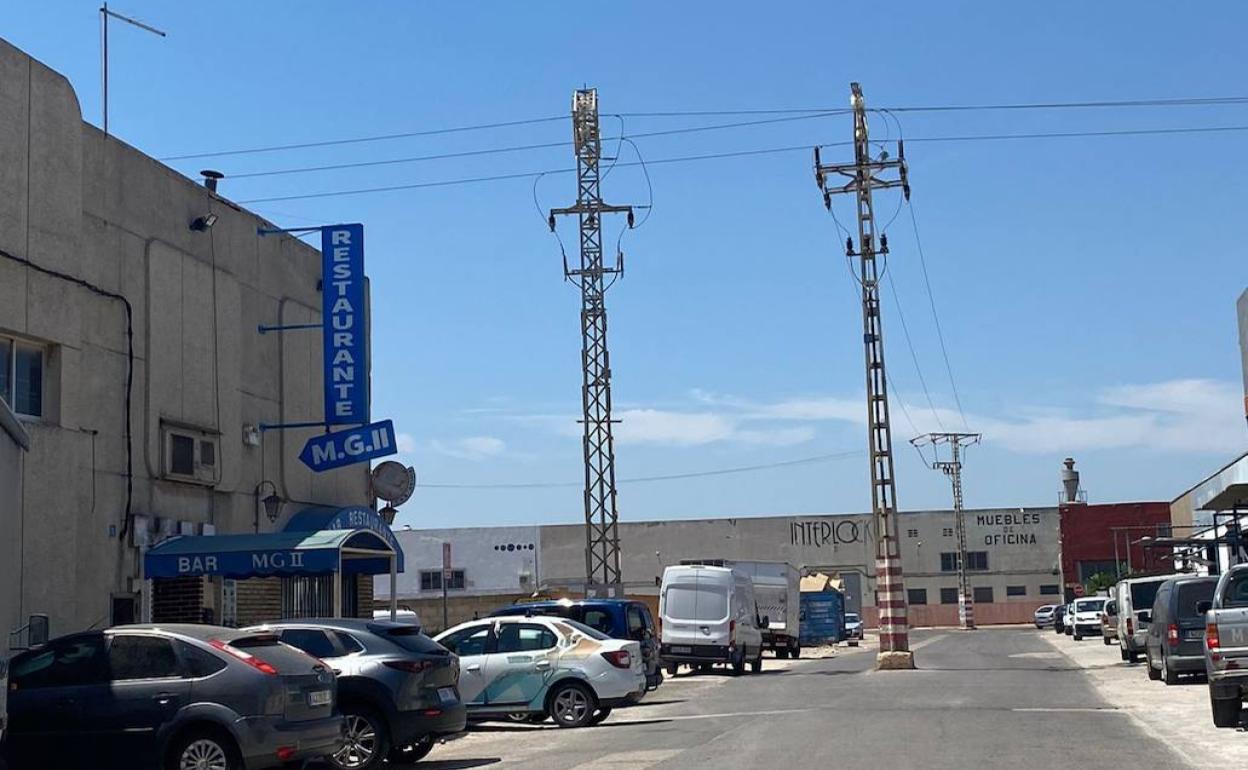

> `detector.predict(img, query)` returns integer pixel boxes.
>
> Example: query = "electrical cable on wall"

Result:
[0,247,134,537]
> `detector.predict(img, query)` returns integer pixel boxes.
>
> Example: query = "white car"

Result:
[435,616,646,728]
[1069,597,1107,641]
[844,613,864,642]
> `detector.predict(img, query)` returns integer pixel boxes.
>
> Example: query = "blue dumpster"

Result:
[799,588,845,645]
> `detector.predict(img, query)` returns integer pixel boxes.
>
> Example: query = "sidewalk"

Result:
[1041,630,1248,769]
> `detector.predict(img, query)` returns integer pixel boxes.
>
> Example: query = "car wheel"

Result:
[1127,650,1139,663]
[387,735,436,765]
[1146,652,1161,681]
[792,644,801,659]
[1211,692,1242,728]
[1119,647,1129,661]
[505,713,530,723]
[587,707,613,726]
[549,682,598,728]
[1073,632,1082,641]
[1102,635,1111,646]
[1161,654,1179,686]
[776,647,789,659]
[751,655,763,674]
[168,729,241,770]
[331,707,391,770]
[666,662,679,676]
[697,662,712,673]
[731,650,746,676]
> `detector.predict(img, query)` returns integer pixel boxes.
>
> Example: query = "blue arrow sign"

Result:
[299,420,397,472]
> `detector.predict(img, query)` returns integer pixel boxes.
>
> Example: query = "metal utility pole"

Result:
[548,89,635,598]
[912,432,981,630]
[100,3,167,136]
[814,82,914,669]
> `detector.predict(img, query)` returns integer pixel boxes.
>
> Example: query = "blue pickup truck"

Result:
[490,599,663,690]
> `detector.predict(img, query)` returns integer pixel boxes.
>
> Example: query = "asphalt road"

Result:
[416,628,1193,770]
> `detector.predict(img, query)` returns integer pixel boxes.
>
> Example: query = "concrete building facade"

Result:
[0,40,370,651]
[385,506,1062,632]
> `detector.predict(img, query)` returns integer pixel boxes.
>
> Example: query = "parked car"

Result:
[248,619,466,769]
[1204,564,1248,727]
[1101,599,1119,645]
[373,609,421,626]
[1052,604,1068,634]
[659,564,767,676]
[435,616,645,728]
[844,613,864,642]
[1116,574,1181,662]
[1069,597,1106,641]
[1033,605,1056,629]
[490,598,663,690]
[3,624,343,770]
[1143,575,1217,685]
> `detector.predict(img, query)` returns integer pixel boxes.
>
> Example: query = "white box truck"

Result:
[680,559,802,658]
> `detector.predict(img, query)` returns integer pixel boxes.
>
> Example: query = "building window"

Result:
[906,529,919,538]
[1039,584,1060,596]
[940,553,959,572]
[940,587,958,604]
[1006,585,1026,598]
[907,588,927,605]
[966,551,988,571]
[420,570,465,591]
[973,586,994,603]
[942,527,954,537]
[0,336,44,418]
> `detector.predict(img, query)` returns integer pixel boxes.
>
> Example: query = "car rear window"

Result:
[1130,581,1163,610]
[378,627,447,654]
[563,619,612,640]
[665,585,728,621]
[1075,599,1104,612]
[229,636,321,673]
[1174,581,1216,617]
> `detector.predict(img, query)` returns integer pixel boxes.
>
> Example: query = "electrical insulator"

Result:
[814,146,823,170]
[627,210,635,229]
[823,192,832,210]
[845,237,854,255]
[880,233,889,253]
[897,139,905,160]
[548,214,556,232]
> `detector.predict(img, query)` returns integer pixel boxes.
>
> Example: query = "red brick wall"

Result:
[1060,502,1172,593]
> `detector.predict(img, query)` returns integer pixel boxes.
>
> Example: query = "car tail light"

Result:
[1167,624,1179,648]
[275,747,297,762]
[210,639,278,676]
[601,650,632,669]
[383,660,432,674]
[1207,622,1221,651]
[1126,618,1134,636]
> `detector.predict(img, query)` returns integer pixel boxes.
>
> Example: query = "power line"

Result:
[236,123,1248,204]
[158,116,567,161]
[415,450,863,489]
[885,271,946,431]
[907,202,969,430]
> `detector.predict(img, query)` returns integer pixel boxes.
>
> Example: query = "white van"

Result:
[659,564,766,676]
[1115,574,1183,662]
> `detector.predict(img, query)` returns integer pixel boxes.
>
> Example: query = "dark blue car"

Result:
[489,599,662,690]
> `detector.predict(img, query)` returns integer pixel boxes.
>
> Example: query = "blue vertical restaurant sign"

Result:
[323,223,368,425]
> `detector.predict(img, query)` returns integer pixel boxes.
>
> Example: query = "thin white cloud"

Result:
[431,436,507,461]
[395,433,418,453]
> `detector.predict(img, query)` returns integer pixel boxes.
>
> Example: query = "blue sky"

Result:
[7,1,1248,527]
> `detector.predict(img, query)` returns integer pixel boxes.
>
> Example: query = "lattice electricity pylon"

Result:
[814,82,914,665]
[548,88,635,597]
[912,432,982,630]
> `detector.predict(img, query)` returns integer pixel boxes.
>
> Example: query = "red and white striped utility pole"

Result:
[814,83,914,669]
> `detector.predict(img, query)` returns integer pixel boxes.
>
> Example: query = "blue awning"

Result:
[284,505,405,573]
[144,528,395,579]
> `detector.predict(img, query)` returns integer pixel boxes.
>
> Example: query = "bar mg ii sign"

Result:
[300,419,397,472]
[323,224,368,424]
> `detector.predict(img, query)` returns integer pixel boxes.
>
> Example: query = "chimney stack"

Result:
[1061,457,1081,503]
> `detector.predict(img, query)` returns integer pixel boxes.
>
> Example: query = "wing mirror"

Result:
[1197,600,1213,615]
[760,615,770,628]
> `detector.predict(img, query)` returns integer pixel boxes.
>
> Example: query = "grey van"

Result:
[1144,575,1218,685]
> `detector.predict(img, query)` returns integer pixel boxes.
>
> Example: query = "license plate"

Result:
[308,690,332,707]
[438,687,457,703]
[671,646,691,654]
[1184,629,1204,639]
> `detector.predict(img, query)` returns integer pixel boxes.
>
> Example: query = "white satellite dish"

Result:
[372,461,416,507]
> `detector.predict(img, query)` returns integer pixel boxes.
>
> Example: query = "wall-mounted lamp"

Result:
[253,480,283,532]
[190,213,219,232]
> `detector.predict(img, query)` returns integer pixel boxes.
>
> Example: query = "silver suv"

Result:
[251,619,466,769]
